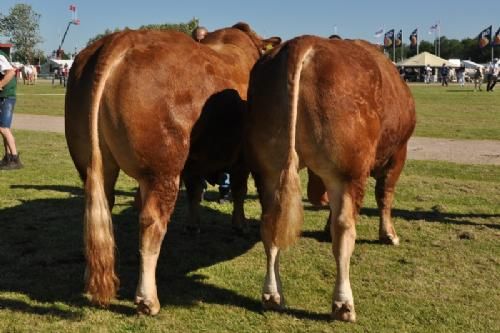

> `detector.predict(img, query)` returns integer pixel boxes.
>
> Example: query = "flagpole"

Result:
[401,29,404,61]
[417,28,419,54]
[393,36,395,62]
[434,29,437,55]
[438,23,441,57]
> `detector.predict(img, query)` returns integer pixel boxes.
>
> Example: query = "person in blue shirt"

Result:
[440,63,449,87]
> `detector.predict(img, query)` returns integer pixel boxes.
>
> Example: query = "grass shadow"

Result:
[361,207,500,230]
[301,205,499,244]
[0,184,263,318]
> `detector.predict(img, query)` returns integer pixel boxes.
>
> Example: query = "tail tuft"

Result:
[84,163,119,305]
[265,151,304,248]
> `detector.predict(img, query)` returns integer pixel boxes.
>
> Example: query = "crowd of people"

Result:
[402,58,499,92]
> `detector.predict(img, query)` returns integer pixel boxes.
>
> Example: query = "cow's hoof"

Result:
[262,293,284,311]
[331,302,356,322]
[380,234,400,246]
[136,299,160,316]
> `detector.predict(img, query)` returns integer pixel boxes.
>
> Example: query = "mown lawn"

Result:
[15,80,66,117]
[0,131,498,333]
[410,84,500,140]
[14,81,500,140]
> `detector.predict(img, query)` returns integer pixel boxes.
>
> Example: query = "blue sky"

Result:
[1,0,499,55]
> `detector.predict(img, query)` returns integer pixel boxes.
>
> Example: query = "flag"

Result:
[429,23,439,34]
[478,25,492,48]
[493,27,500,47]
[409,28,418,49]
[374,28,384,38]
[395,30,402,48]
[384,29,394,48]
[69,4,76,12]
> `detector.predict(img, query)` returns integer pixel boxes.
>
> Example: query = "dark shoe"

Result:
[0,154,11,167]
[0,154,23,170]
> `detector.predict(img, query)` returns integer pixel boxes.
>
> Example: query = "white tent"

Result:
[461,60,483,69]
[397,52,457,68]
[40,59,74,74]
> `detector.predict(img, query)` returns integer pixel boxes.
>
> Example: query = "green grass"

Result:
[15,79,66,117]
[14,82,500,140]
[0,131,498,332]
[411,84,500,140]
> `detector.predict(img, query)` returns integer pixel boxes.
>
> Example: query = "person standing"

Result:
[486,58,499,92]
[0,50,22,170]
[425,64,433,84]
[457,65,466,87]
[440,63,449,87]
[473,67,484,91]
[62,63,69,87]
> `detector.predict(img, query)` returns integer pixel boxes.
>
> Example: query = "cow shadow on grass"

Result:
[302,205,500,243]
[0,184,273,320]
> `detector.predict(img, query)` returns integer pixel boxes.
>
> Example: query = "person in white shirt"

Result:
[486,59,499,92]
[425,65,432,84]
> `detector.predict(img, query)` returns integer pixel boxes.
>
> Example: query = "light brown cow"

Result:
[246,36,416,322]
[65,23,279,315]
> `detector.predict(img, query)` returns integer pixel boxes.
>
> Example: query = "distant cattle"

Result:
[65,23,280,315]
[246,36,416,322]
[21,65,37,85]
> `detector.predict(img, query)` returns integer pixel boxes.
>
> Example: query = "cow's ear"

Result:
[262,37,282,52]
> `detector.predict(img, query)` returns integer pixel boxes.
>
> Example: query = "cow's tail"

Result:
[269,44,313,249]
[84,38,127,306]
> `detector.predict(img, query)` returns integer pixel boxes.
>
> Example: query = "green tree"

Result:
[139,18,199,34]
[0,3,43,63]
[86,28,123,46]
[86,18,199,46]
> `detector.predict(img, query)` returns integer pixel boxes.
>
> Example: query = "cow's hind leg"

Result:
[327,178,365,323]
[229,163,249,233]
[135,176,180,315]
[182,170,205,234]
[374,145,408,245]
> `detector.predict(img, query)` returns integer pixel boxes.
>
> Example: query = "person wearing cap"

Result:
[0,49,22,170]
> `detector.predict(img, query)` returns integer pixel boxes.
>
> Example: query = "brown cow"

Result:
[65,23,279,315]
[246,36,416,322]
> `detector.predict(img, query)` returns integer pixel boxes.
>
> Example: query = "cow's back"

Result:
[67,29,256,180]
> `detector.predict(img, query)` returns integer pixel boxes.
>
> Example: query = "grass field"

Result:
[15,80,500,140]
[410,84,500,140]
[0,131,498,332]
